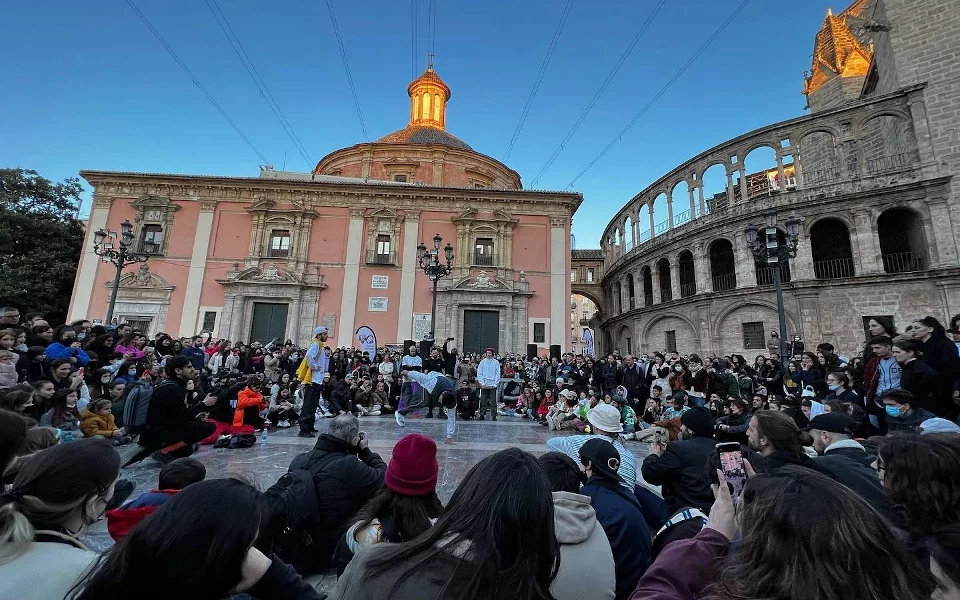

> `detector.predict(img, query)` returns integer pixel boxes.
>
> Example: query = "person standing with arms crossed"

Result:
[477,347,501,421]
[299,326,330,438]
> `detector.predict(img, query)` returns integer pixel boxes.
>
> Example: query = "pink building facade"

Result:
[68,66,581,354]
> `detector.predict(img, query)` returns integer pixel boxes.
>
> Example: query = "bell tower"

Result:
[408,57,451,129]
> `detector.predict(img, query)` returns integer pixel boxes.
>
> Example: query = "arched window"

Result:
[624,216,634,251]
[615,281,623,314]
[626,274,636,309]
[811,219,855,279]
[678,251,696,298]
[642,267,653,307]
[709,239,737,291]
[657,258,672,302]
[422,92,431,120]
[878,208,927,273]
[756,230,792,285]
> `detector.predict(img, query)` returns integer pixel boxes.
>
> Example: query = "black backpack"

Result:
[255,468,320,573]
[123,380,174,434]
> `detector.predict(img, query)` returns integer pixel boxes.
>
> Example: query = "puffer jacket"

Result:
[288,435,386,574]
[550,491,616,600]
[79,409,119,438]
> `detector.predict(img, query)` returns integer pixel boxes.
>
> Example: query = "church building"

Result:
[68,65,582,354]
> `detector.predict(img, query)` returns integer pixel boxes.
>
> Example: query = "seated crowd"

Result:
[1,305,960,600]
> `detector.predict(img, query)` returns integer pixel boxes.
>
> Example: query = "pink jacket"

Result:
[115,344,145,360]
[630,528,729,600]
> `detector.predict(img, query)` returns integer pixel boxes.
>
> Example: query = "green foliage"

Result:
[0,168,85,322]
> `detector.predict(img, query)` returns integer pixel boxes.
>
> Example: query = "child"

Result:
[106,457,207,540]
[613,397,638,435]
[442,391,457,445]
[39,388,82,436]
[547,391,579,431]
[80,398,132,445]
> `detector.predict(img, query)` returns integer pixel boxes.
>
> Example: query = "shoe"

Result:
[426,412,434,419]
[437,410,447,419]
[298,431,316,438]
[444,437,454,445]
[278,420,290,428]
[150,450,176,466]
[370,411,381,416]
[105,478,136,511]
[395,411,406,427]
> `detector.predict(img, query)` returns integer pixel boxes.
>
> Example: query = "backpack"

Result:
[255,463,328,573]
[123,380,173,434]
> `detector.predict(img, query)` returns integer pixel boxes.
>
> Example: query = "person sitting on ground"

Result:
[39,388,82,434]
[124,356,217,467]
[335,433,443,575]
[288,414,387,575]
[353,378,383,416]
[874,433,960,535]
[538,451,616,600]
[879,388,936,433]
[266,386,300,428]
[0,439,121,600]
[105,457,207,541]
[662,393,690,420]
[631,466,933,600]
[578,439,651,600]
[546,403,638,490]
[332,448,558,600]
[455,378,478,420]
[641,406,717,516]
[67,479,325,600]
[547,390,580,431]
[80,399,130,445]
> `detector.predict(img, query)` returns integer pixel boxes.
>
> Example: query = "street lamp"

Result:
[745,211,802,360]
[93,219,155,324]
[416,233,454,341]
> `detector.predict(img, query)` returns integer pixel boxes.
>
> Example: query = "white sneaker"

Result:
[370,410,381,416]
[395,411,406,427]
[278,420,290,428]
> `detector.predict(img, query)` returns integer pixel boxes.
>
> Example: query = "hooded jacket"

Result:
[550,491,616,600]
[105,489,178,540]
[79,408,119,438]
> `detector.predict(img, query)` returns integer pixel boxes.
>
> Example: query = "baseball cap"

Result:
[804,413,853,435]
[578,438,623,482]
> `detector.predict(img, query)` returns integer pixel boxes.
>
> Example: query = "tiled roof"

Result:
[572,249,604,259]
[376,126,473,151]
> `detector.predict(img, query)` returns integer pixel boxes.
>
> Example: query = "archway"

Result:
[878,208,927,273]
[642,266,653,307]
[702,163,728,213]
[709,239,737,291]
[657,258,672,302]
[736,146,778,201]
[810,218,855,279]
[672,180,692,226]
[652,193,668,236]
[624,216,634,251]
[678,250,696,298]
[626,273,636,310]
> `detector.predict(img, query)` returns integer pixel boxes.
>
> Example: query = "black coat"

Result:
[620,364,646,402]
[601,362,620,391]
[640,435,716,513]
[899,359,943,415]
[816,448,905,528]
[288,435,386,571]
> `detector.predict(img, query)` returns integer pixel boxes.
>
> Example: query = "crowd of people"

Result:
[1,304,960,599]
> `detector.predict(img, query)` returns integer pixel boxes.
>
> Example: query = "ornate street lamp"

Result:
[93,219,155,324]
[416,233,454,341]
[745,211,801,359]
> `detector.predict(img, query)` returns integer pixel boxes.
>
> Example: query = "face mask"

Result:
[674,366,683,372]
[828,383,840,391]
[128,369,137,376]
[100,376,112,384]
[885,405,902,418]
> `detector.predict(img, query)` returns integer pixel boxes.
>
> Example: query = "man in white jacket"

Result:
[537,451,616,600]
[476,347,501,421]
[299,326,330,437]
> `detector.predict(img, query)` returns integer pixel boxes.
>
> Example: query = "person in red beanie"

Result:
[334,433,443,575]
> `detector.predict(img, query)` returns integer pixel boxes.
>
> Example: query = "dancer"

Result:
[397,369,456,428]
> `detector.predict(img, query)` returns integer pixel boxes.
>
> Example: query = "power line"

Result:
[503,0,575,161]
[411,0,419,78]
[204,0,313,167]
[326,0,369,140]
[428,0,438,58]
[566,0,753,189]
[529,0,667,187]
[123,0,270,164]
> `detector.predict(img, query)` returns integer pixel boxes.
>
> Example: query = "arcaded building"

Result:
[596,0,960,359]
[68,65,581,353]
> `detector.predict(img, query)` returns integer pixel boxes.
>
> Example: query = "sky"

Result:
[1,0,840,247]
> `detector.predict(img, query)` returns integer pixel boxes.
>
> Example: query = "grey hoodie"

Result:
[551,491,617,600]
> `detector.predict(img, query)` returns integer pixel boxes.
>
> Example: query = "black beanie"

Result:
[680,406,715,437]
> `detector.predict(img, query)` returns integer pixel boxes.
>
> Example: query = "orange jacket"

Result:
[234,387,266,426]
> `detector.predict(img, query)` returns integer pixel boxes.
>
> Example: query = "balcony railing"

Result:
[866,153,912,174]
[660,287,673,302]
[756,265,792,285]
[882,251,925,274]
[472,252,497,267]
[802,166,841,186]
[813,257,855,279]
[654,220,669,235]
[680,282,697,298]
[674,210,691,226]
[644,293,654,307]
[711,273,737,292]
[266,247,290,258]
[365,250,397,265]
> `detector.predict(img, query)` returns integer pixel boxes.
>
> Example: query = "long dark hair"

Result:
[878,433,960,534]
[67,478,263,599]
[702,466,934,600]
[362,448,559,600]
[48,388,78,426]
[354,486,444,542]
[753,409,813,458]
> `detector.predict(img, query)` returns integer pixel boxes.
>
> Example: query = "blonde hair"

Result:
[0,350,15,360]
[0,493,98,564]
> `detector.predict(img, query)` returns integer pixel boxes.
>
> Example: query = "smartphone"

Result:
[716,442,747,499]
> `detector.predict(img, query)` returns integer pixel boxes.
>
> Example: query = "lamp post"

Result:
[745,211,802,360]
[417,233,454,341]
[92,219,156,324]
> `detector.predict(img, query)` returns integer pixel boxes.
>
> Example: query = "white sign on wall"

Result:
[371,275,389,289]
[413,313,432,340]
[368,297,388,312]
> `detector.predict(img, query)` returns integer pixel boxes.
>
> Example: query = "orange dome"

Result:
[376,125,472,150]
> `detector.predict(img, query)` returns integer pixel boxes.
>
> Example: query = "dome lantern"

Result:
[408,58,451,130]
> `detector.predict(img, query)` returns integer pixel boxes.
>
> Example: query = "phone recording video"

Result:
[716,442,747,499]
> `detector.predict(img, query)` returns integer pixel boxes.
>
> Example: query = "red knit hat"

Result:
[385,433,439,496]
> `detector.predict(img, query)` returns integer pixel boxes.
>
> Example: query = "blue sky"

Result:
[1,0,838,247]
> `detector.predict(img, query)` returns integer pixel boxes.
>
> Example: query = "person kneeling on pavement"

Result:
[106,457,206,540]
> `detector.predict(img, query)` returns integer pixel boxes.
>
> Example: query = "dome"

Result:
[376,125,473,151]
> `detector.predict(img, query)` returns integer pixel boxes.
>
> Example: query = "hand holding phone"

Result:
[716,442,747,499]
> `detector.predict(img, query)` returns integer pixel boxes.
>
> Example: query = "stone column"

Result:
[734,232,758,288]
[852,210,883,275]
[738,166,749,203]
[697,184,706,215]
[337,208,366,347]
[287,295,302,342]
[688,184,696,218]
[178,199,217,336]
[693,243,709,294]
[666,193,674,230]
[776,154,786,192]
[69,194,114,322]
[396,210,421,341]
[927,198,958,267]
[725,171,735,205]
[792,232,816,281]
[648,204,655,236]
[670,261,681,300]
[550,217,568,347]
[650,263,661,306]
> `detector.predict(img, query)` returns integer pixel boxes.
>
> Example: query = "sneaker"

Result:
[105,478,136,511]
[370,410,381,416]
[278,420,290,428]
[395,411,406,427]
[298,431,316,438]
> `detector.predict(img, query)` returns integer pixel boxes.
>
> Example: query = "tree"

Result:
[0,168,85,323]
